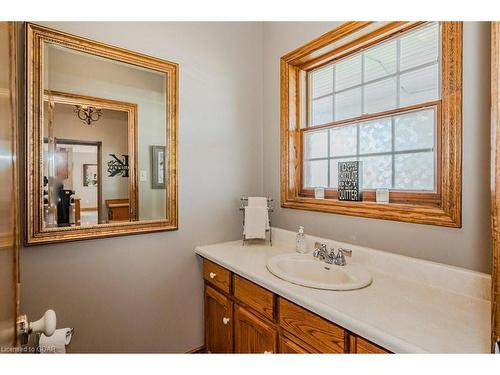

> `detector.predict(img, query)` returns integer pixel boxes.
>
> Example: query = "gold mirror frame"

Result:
[25,23,178,245]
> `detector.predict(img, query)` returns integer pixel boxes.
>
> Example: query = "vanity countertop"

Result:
[195,228,491,353]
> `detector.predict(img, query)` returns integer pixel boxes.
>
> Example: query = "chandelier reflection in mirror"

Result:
[74,105,103,125]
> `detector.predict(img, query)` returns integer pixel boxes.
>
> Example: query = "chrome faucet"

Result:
[313,242,335,264]
[313,242,352,266]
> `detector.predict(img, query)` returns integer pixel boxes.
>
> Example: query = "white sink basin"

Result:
[266,253,372,291]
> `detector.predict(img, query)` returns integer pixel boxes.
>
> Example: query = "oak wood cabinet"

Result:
[204,285,233,353]
[202,258,390,354]
[234,304,278,353]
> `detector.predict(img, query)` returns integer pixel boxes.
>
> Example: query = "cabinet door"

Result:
[279,336,310,354]
[234,304,277,354]
[204,285,233,353]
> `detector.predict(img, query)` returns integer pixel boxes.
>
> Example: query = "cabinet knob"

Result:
[222,317,230,325]
[209,272,216,279]
[264,350,273,354]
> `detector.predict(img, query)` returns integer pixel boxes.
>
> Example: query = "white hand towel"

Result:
[247,196,270,230]
[248,197,268,208]
[244,206,267,239]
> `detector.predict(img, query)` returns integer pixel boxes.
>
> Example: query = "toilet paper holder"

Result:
[17,309,57,345]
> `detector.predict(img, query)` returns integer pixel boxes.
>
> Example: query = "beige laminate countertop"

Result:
[195,229,491,353]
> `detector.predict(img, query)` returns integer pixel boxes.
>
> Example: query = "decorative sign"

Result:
[338,161,362,201]
[107,154,129,177]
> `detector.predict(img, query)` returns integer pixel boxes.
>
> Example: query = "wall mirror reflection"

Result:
[26,23,178,244]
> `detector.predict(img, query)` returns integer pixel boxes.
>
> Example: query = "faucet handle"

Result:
[314,242,327,251]
[338,248,352,257]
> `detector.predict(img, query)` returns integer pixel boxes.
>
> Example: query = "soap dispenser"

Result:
[296,226,307,254]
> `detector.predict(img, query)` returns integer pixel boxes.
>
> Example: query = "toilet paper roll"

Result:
[39,328,72,353]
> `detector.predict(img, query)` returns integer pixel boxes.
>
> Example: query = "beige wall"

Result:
[262,22,492,273]
[21,22,264,353]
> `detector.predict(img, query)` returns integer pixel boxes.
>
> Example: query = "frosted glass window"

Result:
[311,96,333,125]
[330,157,357,188]
[400,23,439,71]
[399,64,439,107]
[395,152,434,190]
[364,40,397,82]
[304,130,328,159]
[359,118,392,154]
[395,109,435,151]
[330,124,357,157]
[359,155,392,189]
[335,54,362,91]
[304,160,328,187]
[304,23,440,191]
[334,87,361,121]
[311,65,333,98]
[364,78,397,114]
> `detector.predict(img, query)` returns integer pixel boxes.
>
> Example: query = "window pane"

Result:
[364,40,397,82]
[304,130,328,159]
[395,152,434,190]
[359,155,392,189]
[395,109,435,151]
[304,159,328,188]
[330,157,357,188]
[399,63,439,107]
[335,54,362,91]
[330,124,357,157]
[311,65,333,98]
[364,77,397,114]
[311,96,333,125]
[334,87,361,121]
[400,23,439,71]
[359,117,392,154]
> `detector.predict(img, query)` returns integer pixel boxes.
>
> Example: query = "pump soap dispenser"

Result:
[296,226,307,254]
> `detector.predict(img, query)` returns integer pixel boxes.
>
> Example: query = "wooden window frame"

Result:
[280,22,462,227]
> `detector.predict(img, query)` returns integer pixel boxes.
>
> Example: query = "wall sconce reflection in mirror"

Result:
[74,105,103,125]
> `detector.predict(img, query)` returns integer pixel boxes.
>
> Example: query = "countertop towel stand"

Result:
[239,197,273,246]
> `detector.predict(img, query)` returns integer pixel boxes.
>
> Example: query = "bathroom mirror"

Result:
[25,23,178,245]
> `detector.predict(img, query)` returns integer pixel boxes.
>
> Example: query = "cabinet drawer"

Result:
[350,335,390,354]
[203,259,231,293]
[234,275,274,320]
[279,298,345,353]
[279,335,311,354]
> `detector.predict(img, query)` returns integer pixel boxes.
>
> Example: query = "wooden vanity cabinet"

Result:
[202,258,390,354]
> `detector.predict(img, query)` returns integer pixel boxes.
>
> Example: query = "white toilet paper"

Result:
[39,328,72,353]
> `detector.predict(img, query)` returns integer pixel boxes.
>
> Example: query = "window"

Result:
[305,23,439,192]
[281,22,462,227]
